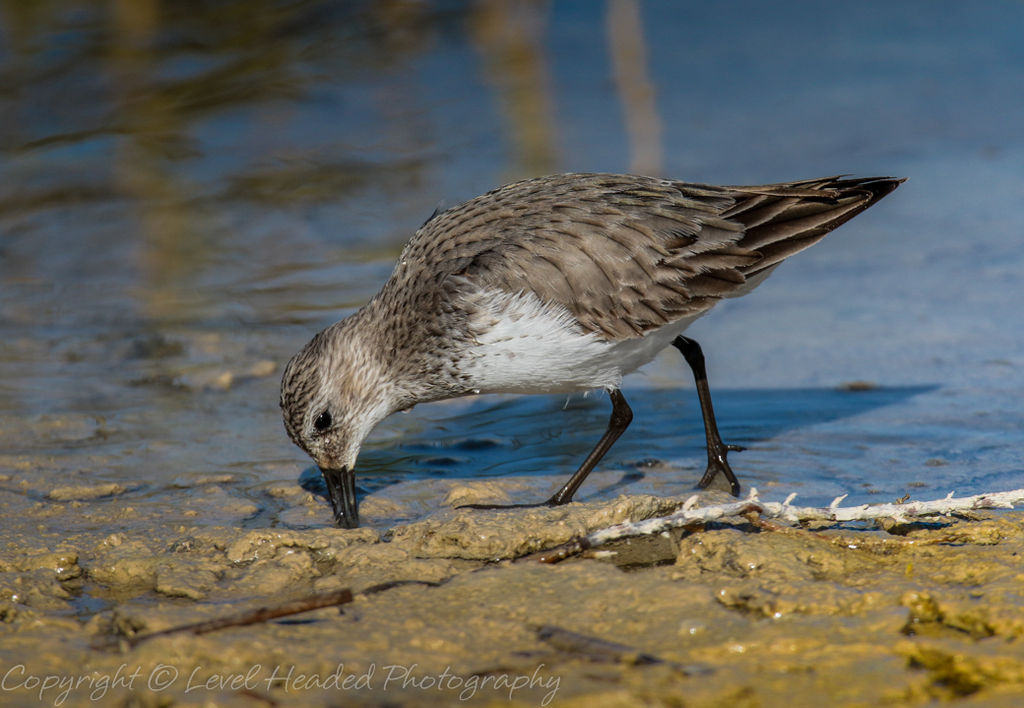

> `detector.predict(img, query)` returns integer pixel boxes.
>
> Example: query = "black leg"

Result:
[546,389,633,505]
[672,335,743,496]
[458,389,633,510]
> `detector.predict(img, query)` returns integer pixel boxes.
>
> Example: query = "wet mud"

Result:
[3,485,1024,707]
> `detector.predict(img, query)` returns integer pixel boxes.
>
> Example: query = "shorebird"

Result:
[281,172,903,528]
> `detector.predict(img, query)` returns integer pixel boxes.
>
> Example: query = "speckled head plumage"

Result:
[279,329,328,452]
[280,318,396,469]
[279,316,402,528]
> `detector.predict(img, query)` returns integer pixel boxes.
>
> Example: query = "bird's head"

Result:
[279,321,392,528]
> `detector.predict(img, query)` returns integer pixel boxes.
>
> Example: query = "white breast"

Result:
[459,288,701,395]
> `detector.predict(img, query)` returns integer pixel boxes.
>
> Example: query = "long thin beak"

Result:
[320,466,360,528]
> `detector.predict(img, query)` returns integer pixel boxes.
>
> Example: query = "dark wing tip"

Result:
[821,175,906,224]
[729,174,905,280]
[831,175,906,201]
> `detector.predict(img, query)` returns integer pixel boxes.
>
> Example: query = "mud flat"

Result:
[2,484,1024,707]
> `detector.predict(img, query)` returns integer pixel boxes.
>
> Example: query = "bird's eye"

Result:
[313,410,332,432]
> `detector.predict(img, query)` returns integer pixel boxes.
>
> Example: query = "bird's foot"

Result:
[697,442,745,497]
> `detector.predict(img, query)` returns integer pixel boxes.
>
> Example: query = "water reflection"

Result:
[606,0,661,175]
[470,0,558,178]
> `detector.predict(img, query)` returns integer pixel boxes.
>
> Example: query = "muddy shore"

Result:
[3,482,1024,707]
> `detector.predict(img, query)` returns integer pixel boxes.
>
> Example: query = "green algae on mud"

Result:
[3,489,1024,706]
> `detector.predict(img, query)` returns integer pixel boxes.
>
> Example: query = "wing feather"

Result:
[380,173,902,342]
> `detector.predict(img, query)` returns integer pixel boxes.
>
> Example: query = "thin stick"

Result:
[104,588,353,649]
[96,579,446,651]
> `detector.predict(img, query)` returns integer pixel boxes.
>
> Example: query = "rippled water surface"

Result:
[2,0,1022,536]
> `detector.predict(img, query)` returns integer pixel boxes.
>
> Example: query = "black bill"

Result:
[320,466,360,528]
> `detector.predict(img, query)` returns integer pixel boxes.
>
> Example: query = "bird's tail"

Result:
[725,175,905,280]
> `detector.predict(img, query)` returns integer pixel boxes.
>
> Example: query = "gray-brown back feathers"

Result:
[373,173,902,341]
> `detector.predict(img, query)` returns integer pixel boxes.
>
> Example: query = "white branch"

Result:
[537,488,1024,562]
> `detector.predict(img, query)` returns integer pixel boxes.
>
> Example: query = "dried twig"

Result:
[98,589,354,650]
[536,488,1024,563]
[95,579,447,651]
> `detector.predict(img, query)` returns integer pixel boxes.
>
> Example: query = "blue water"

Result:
[0,0,1021,532]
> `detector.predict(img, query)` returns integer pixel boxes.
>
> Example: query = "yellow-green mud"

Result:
[3,490,1024,707]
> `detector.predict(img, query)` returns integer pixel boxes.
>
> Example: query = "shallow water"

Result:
[1,1,1023,705]
[2,0,1021,530]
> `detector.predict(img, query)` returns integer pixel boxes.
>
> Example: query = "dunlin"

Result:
[281,173,903,527]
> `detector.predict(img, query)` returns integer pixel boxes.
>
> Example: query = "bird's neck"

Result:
[353,297,473,408]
